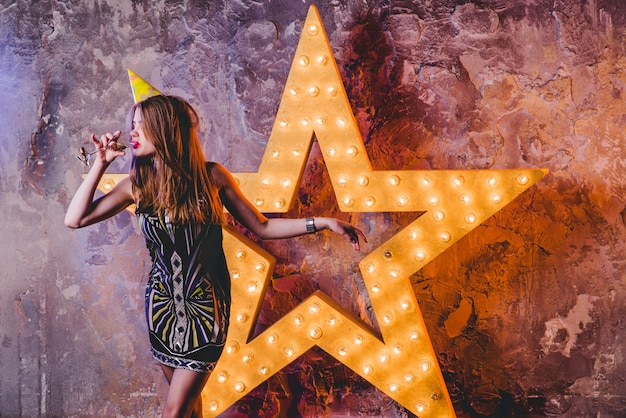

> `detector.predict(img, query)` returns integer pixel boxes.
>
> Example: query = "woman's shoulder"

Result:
[205,161,232,186]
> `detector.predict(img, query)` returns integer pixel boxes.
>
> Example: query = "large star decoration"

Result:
[95,5,547,417]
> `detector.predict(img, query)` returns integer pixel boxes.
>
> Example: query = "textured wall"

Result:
[1,0,625,417]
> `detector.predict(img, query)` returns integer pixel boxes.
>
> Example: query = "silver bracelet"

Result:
[305,217,317,233]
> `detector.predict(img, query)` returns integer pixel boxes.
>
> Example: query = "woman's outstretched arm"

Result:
[211,163,367,250]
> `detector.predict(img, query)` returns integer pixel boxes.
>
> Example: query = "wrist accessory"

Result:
[305,217,317,233]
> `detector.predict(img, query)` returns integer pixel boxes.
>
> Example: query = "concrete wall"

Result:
[1,0,625,416]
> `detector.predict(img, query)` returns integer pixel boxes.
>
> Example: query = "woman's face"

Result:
[130,108,157,158]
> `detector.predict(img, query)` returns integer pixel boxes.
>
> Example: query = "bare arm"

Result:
[64,132,134,229]
[211,163,366,250]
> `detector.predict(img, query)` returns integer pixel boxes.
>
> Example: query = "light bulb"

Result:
[246,281,258,293]
[307,24,319,35]
[309,327,323,339]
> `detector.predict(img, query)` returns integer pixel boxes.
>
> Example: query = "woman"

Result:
[65,95,366,418]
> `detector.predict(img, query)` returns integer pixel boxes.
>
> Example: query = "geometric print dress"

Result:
[139,213,231,374]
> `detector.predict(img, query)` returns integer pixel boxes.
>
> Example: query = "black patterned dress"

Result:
[139,213,231,373]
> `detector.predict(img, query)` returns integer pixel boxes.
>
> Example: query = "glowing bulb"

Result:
[364,196,376,207]
[439,232,451,242]
[254,198,264,206]
[346,145,358,157]
[279,119,289,128]
[453,176,464,186]
[226,341,239,354]
[388,383,399,393]
[337,346,348,356]
[433,210,445,221]
[280,177,292,188]
[337,176,348,187]
[465,213,476,224]
[420,360,431,371]
[400,300,411,311]
[260,177,271,188]
[363,363,373,375]
[309,302,320,313]
[415,249,426,261]
[388,175,400,186]
[487,176,497,186]
[380,353,389,363]
[405,373,415,383]
[316,55,328,64]
[216,372,228,383]
[327,86,337,96]
[427,196,439,206]
[382,312,393,324]
[267,333,278,344]
[274,199,284,209]
[309,327,323,339]
[307,24,319,35]
[300,117,311,126]
[459,194,470,204]
[421,177,432,187]
[292,148,301,157]
[315,116,327,126]
[343,197,354,207]
[233,382,246,392]
[415,402,425,413]
[242,352,254,363]
[517,174,529,184]
[237,313,248,323]
[358,176,369,186]
[308,86,320,96]
[288,87,298,96]
[371,284,380,293]
[208,401,219,412]
[393,344,403,354]
[298,55,310,67]
[389,269,400,279]
[336,116,347,127]
[396,194,409,207]
[246,281,259,293]
[327,147,337,157]
[236,250,247,260]
[293,315,304,326]
[255,262,266,272]
[271,149,280,158]
[354,335,364,345]
[284,346,296,357]
[492,194,502,203]
[408,230,419,241]
[364,262,375,273]
[327,316,337,326]
[231,270,241,280]
[103,178,115,190]
[259,366,268,375]
[410,332,419,342]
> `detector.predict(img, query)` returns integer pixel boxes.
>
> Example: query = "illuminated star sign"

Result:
[99,5,548,417]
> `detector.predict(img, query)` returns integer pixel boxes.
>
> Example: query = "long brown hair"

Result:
[129,95,224,225]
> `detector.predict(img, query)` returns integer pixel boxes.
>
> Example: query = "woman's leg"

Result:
[160,364,209,418]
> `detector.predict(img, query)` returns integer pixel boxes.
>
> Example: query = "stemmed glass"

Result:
[77,131,130,167]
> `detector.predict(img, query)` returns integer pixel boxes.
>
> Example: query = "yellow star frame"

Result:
[98,5,548,417]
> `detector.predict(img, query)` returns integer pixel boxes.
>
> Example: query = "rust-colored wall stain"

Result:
[1,1,625,417]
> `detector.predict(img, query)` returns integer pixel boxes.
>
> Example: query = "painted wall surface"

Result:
[1,0,625,416]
